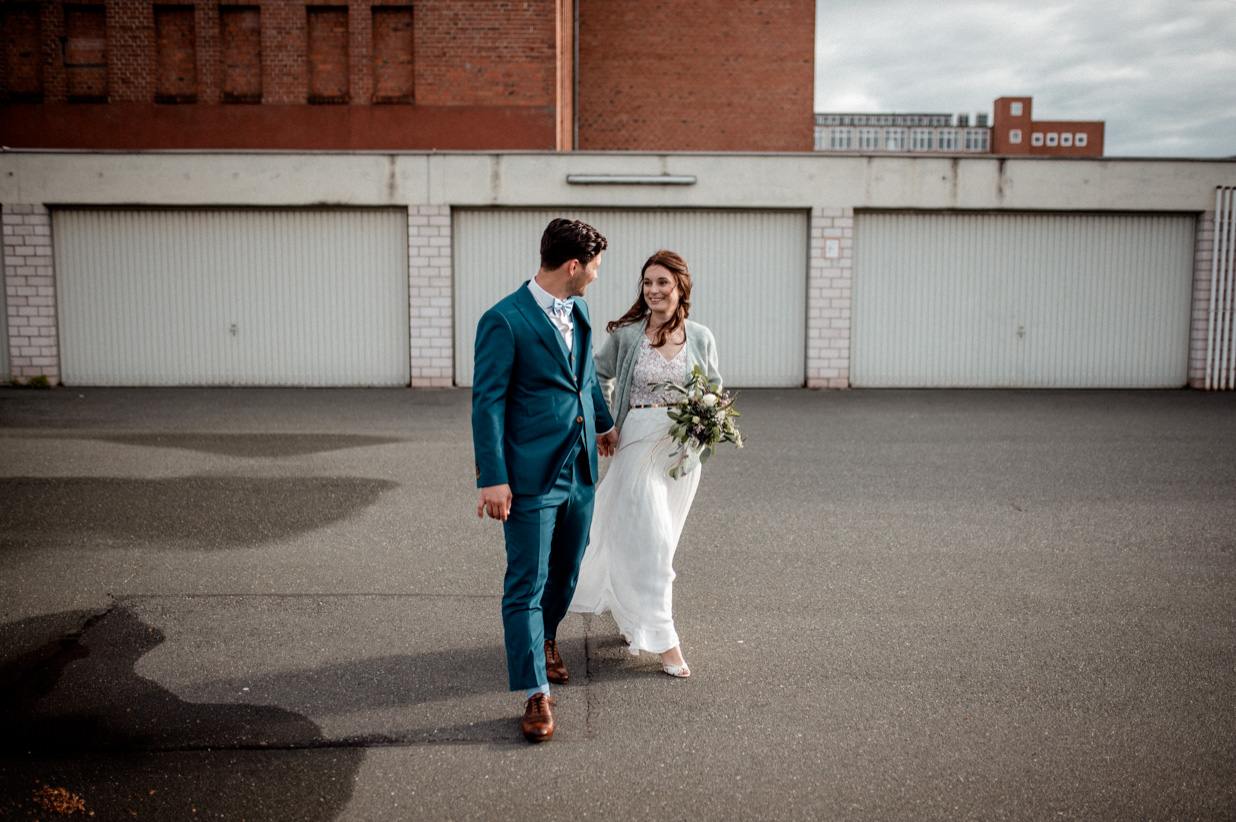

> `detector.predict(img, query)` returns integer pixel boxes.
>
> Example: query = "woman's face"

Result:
[642,264,679,314]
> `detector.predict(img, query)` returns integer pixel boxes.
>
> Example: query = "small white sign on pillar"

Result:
[824,239,841,259]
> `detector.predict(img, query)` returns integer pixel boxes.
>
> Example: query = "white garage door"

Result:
[54,209,409,386]
[454,209,808,387]
[852,212,1196,388]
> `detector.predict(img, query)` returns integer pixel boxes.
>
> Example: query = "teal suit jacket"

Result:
[472,283,615,497]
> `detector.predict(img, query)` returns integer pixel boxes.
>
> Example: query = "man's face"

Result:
[567,252,602,297]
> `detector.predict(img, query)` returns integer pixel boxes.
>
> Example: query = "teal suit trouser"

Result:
[501,437,594,691]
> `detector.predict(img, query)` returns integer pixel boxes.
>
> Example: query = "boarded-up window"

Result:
[307,6,348,103]
[372,7,413,103]
[155,5,197,103]
[3,3,44,102]
[220,6,261,103]
[64,4,107,102]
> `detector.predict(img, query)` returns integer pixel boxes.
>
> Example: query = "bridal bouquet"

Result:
[649,365,743,479]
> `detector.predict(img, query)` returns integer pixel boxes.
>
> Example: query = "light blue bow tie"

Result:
[552,297,575,316]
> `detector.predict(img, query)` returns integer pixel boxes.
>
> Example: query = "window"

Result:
[814,127,827,151]
[220,6,261,103]
[1010,101,1023,117]
[857,127,880,151]
[3,3,44,102]
[910,128,934,151]
[1009,129,1022,144]
[884,128,906,151]
[155,6,197,103]
[963,129,989,152]
[307,6,349,103]
[828,128,854,150]
[1061,133,1073,147]
[1046,133,1059,146]
[373,6,414,103]
[64,4,108,102]
[937,129,959,151]
[1031,133,1044,146]
[1075,133,1088,147]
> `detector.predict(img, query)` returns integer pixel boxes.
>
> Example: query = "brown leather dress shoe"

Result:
[521,693,555,742]
[544,638,570,684]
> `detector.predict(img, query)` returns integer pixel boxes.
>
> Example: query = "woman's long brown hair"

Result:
[606,250,693,347]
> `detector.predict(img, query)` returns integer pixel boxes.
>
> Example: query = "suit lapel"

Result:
[572,303,591,377]
[514,284,572,374]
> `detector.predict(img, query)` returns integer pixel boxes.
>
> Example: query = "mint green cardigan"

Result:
[593,318,722,433]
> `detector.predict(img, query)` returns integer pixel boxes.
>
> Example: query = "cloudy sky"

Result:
[814,0,1236,157]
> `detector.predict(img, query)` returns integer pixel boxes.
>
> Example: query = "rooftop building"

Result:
[814,97,1103,156]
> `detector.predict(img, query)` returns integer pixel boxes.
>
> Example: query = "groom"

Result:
[472,218,618,743]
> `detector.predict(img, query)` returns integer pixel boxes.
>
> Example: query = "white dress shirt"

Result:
[527,277,573,352]
[527,278,615,437]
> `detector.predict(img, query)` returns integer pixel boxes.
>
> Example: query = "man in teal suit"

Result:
[473,219,618,742]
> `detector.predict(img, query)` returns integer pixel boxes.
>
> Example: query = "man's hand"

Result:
[598,428,619,458]
[478,484,513,521]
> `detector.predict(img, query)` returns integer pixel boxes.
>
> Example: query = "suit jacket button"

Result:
[576,416,583,423]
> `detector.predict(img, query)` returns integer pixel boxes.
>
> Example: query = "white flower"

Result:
[702,393,718,407]
[692,416,700,424]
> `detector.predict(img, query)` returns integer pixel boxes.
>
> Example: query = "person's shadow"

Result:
[0,607,366,820]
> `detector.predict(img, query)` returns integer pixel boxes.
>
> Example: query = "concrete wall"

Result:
[3,151,1235,388]
[4,152,1230,211]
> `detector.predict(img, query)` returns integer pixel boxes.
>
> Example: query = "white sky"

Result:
[814,0,1236,157]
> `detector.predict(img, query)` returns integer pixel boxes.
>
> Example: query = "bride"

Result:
[568,250,721,678]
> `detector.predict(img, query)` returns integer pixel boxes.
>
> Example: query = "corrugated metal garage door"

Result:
[54,209,409,386]
[852,212,1196,387]
[454,209,808,387]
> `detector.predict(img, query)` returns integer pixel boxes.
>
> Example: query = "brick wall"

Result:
[0,0,557,149]
[64,3,109,101]
[2,3,44,101]
[576,0,815,151]
[2,205,59,386]
[408,206,453,388]
[307,5,348,102]
[806,208,853,388]
[220,5,261,103]
[1,0,553,105]
[415,0,555,106]
[155,5,198,102]
[372,6,413,102]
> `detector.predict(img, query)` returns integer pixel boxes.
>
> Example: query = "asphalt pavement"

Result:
[0,386,1233,821]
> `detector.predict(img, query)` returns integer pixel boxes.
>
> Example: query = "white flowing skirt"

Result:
[569,406,701,655]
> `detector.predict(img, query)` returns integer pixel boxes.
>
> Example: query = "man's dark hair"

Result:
[540,218,607,270]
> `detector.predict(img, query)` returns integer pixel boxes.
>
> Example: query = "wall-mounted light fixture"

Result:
[566,175,697,185]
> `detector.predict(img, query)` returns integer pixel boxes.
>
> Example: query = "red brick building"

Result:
[990,96,1104,157]
[0,0,815,152]
[576,0,814,152]
[815,97,1105,157]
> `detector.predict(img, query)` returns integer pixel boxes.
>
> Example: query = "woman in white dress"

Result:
[568,250,721,678]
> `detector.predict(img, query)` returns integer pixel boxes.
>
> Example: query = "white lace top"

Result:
[629,334,687,406]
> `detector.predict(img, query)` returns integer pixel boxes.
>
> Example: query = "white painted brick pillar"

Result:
[806,206,853,388]
[1188,211,1214,388]
[3,204,59,386]
[408,205,453,387]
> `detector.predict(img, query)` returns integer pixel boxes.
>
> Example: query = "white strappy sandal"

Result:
[661,660,691,678]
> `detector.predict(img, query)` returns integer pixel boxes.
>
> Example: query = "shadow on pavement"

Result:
[0,476,398,550]
[94,432,405,458]
[0,607,363,820]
